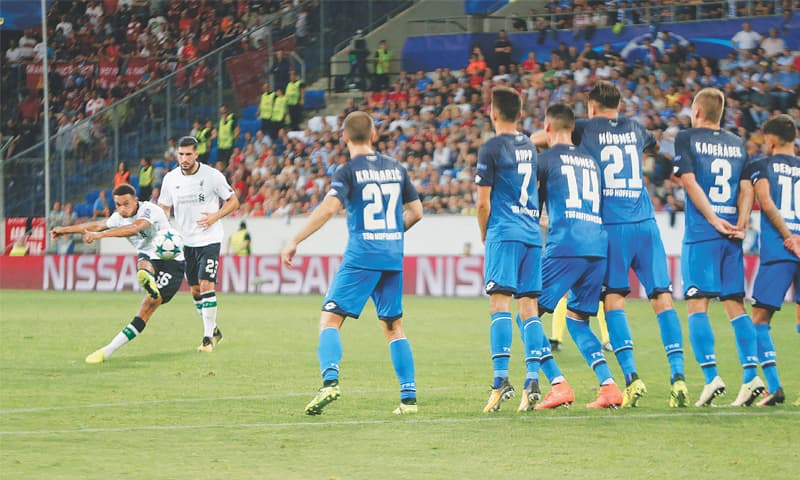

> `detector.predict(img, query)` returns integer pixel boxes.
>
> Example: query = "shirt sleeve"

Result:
[136,202,154,225]
[746,157,766,184]
[641,124,657,151]
[672,131,694,177]
[326,163,351,205]
[572,118,588,145]
[401,166,420,204]
[105,212,121,229]
[213,169,235,201]
[158,175,173,207]
[475,143,495,187]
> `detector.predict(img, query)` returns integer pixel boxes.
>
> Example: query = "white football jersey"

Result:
[158,163,235,246]
[106,201,182,260]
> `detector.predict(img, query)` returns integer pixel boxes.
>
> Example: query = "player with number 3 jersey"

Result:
[673,87,764,407]
[281,111,423,415]
[574,82,687,408]
[50,184,186,364]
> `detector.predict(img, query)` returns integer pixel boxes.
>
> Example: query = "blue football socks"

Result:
[522,316,543,382]
[656,309,685,382]
[755,323,781,394]
[490,312,513,381]
[318,327,342,383]
[688,312,717,384]
[389,338,417,401]
[730,314,759,383]
[605,309,637,384]
[567,316,613,385]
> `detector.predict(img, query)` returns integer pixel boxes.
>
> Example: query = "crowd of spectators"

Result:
[1,0,319,159]
[169,17,796,222]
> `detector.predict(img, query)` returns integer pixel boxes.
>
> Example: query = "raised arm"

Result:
[50,219,108,239]
[83,219,151,244]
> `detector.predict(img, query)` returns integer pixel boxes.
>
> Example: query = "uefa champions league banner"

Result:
[0,254,765,301]
[402,15,800,72]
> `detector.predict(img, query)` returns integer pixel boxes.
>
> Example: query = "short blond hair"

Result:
[693,88,725,124]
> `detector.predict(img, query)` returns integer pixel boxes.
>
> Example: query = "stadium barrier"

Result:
[0,253,769,301]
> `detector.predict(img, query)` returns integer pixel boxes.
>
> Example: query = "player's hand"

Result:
[83,231,101,244]
[711,217,738,237]
[197,212,217,230]
[281,242,297,268]
[50,228,62,240]
[784,235,800,258]
[728,227,746,240]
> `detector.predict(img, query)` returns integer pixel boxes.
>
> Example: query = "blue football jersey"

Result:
[476,133,542,245]
[752,153,800,264]
[538,144,607,258]
[673,128,749,244]
[327,153,419,271]
[574,116,657,224]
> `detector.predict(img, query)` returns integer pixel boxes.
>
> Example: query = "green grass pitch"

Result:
[1,290,798,479]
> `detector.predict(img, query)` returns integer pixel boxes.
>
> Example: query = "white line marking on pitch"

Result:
[2,410,798,436]
[0,386,464,415]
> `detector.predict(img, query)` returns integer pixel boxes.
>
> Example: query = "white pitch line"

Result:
[0,386,466,415]
[2,410,799,437]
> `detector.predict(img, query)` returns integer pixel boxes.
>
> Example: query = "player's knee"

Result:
[489,293,512,313]
[750,307,772,324]
[651,292,674,313]
[137,259,155,273]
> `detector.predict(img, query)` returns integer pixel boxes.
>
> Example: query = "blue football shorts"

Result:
[604,220,672,298]
[322,264,403,321]
[752,260,800,311]
[484,240,542,298]
[539,255,606,317]
[681,238,744,300]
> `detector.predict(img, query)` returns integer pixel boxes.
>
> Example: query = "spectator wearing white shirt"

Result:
[5,41,22,64]
[760,28,785,57]
[17,31,36,59]
[731,22,762,51]
[55,15,73,38]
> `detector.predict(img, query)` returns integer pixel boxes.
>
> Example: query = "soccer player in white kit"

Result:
[50,184,186,363]
[159,136,240,352]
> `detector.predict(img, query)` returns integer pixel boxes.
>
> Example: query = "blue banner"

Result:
[464,0,509,15]
[0,1,55,31]
[403,15,800,72]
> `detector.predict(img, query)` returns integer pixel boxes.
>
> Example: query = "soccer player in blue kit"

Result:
[476,86,547,413]
[673,87,765,407]
[573,82,688,407]
[537,103,623,409]
[747,114,800,406]
[281,111,424,415]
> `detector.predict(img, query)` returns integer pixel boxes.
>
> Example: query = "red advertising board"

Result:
[0,254,767,301]
[4,217,47,256]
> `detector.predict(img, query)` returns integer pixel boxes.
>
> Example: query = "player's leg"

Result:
[183,246,205,326]
[602,224,639,388]
[482,241,518,413]
[86,259,183,363]
[749,262,794,406]
[683,240,726,406]
[515,245,543,411]
[534,328,575,409]
[636,220,686,393]
[719,240,764,406]
[550,295,567,351]
[195,244,221,352]
[596,303,610,349]
[136,253,161,299]
[305,265,379,415]
[372,270,417,414]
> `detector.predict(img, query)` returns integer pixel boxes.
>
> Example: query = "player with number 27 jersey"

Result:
[328,153,418,272]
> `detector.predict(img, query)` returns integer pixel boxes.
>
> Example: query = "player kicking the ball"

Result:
[50,184,185,363]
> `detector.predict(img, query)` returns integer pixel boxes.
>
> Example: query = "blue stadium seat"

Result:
[241,105,258,120]
[74,203,92,218]
[130,175,138,187]
[209,145,218,165]
[85,189,100,205]
[238,119,261,137]
[304,90,325,110]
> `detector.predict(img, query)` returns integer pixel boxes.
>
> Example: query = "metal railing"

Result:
[407,0,789,36]
[2,20,291,219]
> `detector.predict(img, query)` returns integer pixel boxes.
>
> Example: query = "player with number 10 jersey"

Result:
[573,82,687,408]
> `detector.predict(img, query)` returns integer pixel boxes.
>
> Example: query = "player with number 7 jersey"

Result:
[573,82,687,408]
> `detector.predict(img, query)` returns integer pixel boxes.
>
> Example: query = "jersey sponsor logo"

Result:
[323,301,337,311]
[485,281,496,291]
[686,287,699,297]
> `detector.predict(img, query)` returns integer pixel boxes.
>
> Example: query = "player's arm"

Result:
[734,177,754,238]
[281,195,343,267]
[198,194,239,229]
[476,185,491,244]
[755,178,800,256]
[529,129,547,148]
[402,199,423,231]
[681,173,739,236]
[50,219,107,239]
[83,219,151,244]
